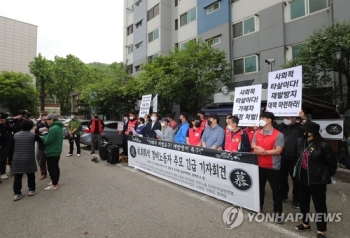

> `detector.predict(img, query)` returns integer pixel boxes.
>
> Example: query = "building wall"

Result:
[0,16,37,85]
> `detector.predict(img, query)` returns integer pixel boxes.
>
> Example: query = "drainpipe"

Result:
[228,0,233,82]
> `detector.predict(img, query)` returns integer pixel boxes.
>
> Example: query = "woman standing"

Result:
[11,119,42,201]
[294,121,337,238]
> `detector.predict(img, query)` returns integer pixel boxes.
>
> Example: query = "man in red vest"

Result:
[88,112,105,154]
[219,116,251,152]
[251,112,284,223]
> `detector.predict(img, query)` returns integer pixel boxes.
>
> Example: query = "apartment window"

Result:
[127,24,133,36]
[127,45,133,54]
[147,4,160,21]
[135,42,143,49]
[180,8,196,27]
[127,5,134,15]
[233,55,259,75]
[135,65,141,72]
[233,17,256,38]
[207,36,221,46]
[148,53,159,62]
[206,2,220,14]
[127,64,133,74]
[135,0,142,7]
[290,0,327,20]
[148,28,159,43]
[135,20,142,29]
[175,0,178,7]
[180,38,196,50]
[175,19,178,31]
[175,43,179,49]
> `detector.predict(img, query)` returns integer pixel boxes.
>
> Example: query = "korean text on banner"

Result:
[117,121,124,131]
[138,94,152,118]
[153,94,158,112]
[267,65,302,116]
[128,136,260,213]
[233,84,262,127]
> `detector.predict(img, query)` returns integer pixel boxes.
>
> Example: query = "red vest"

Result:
[169,121,177,129]
[255,128,280,169]
[188,127,203,146]
[127,120,137,133]
[200,119,207,129]
[90,119,103,134]
[224,129,243,152]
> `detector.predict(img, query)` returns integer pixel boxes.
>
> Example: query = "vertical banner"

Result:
[232,84,262,127]
[267,65,302,116]
[138,94,152,118]
[128,136,260,213]
[152,94,158,113]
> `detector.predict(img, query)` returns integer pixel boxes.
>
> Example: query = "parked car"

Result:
[63,119,89,138]
[80,121,123,147]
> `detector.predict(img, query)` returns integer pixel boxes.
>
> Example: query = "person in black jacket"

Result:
[34,114,49,180]
[0,114,13,181]
[276,110,308,209]
[143,112,161,139]
[294,121,337,238]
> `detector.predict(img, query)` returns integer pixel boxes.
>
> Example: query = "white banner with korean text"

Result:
[267,65,302,116]
[233,84,262,127]
[138,94,152,118]
[152,94,158,113]
[128,137,260,213]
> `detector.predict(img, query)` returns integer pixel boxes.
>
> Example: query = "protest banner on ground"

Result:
[138,94,152,118]
[232,84,262,127]
[152,94,158,112]
[267,65,302,116]
[128,136,260,213]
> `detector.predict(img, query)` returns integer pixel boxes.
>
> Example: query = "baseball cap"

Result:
[160,117,169,123]
[43,113,58,120]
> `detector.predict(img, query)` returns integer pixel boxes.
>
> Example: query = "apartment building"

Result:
[0,16,37,82]
[123,0,349,114]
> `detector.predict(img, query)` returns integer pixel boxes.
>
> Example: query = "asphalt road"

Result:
[0,141,349,238]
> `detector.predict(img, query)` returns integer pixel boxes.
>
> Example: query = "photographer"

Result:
[0,113,13,181]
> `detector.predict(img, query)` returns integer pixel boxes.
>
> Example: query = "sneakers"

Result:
[282,198,288,203]
[90,151,95,154]
[39,175,47,180]
[66,154,73,157]
[13,194,24,201]
[77,154,81,157]
[292,201,300,209]
[295,224,311,231]
[0,174,9,180]
[28,190,38,196]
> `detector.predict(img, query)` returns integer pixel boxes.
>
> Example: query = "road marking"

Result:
[123,166,308,238]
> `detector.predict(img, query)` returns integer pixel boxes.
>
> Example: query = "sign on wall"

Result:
[267,65,302,116]
[232,84,262,127]
[138,94,152,118]
[128,136,260,213]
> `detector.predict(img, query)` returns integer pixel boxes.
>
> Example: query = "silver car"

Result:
[80,121,123,147]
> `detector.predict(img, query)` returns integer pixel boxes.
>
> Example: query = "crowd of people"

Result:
[0,111,63,201]
[117,110,337,238]
[0,108,339,238]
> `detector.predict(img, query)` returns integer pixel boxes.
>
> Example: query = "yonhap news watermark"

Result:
[222,206,342,230]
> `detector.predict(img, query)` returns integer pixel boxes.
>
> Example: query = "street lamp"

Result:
[335,47,344,114]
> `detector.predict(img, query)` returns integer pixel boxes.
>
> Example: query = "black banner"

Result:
[128,136,258,165]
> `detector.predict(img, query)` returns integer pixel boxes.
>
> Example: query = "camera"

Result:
[265,59,275,64]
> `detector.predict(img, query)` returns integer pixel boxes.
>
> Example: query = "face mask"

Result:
[129,117,134,120]
[283,119,292,125]
[178,119,183,124]
[194,122,201,128]
[71,115,75,119]
[124,117,128,121]
[259,120,267,127]
[94,115,98,119]
[226,119,229,124]
[207,120,212,126]
[151,116,157,121]
[161,122,165,127]
[227,125,233,131]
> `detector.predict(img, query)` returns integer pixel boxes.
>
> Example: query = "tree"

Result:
[283,21,350,109]
[135,39,232,114]
[0,71,38,115]
[29,53,54,112]
[48,55,90,115]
